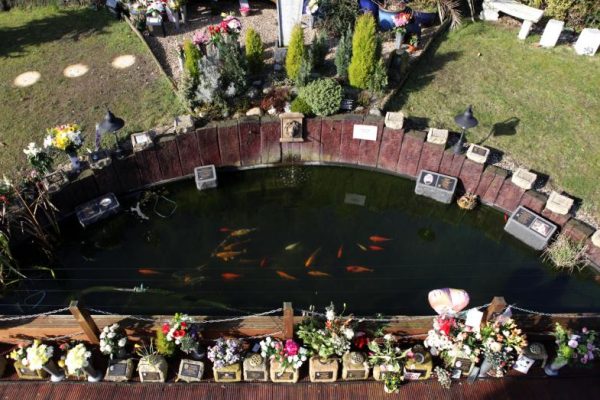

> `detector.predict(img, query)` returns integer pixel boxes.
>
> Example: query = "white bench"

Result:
[481,0,544,40]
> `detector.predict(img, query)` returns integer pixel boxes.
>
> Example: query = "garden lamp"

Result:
[98,109,126,159]
[453,105,478,154]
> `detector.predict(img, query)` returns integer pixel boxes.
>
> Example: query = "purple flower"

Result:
[581,355,588,364]
[582,327,588,334]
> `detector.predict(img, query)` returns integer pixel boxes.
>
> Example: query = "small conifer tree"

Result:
[348,14,378,89]
[334,27,353,79]
[245,28,264,76]
[183,40,200,79]
[285,24,306,82]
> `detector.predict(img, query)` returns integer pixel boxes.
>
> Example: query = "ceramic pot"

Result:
[84,363,103,382]
[41,360,65,383]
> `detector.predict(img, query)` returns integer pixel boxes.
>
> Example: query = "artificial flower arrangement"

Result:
[162,313,202,357]
[367,334,410,393]
[207,338,243,382]
[25,340,54,371]
[44,124,83,153]
[23,142,53,175]
[392,11,411,36]
[192,14,242,47]
[8,340,64,381]
[260,336,309,370]
[100,323,129,359]
[59,342,101,381]
[479,318,527,377]
[546,323,598,376]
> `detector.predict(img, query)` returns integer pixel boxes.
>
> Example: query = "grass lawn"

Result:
[0,6,183,173]
[388,22,600,219]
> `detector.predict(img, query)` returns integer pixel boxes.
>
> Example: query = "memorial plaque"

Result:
[105,359,134,382]
[454,357,473,376]
[181,363,200,377]
[42,170,69,193]
[539,19,564,48]
[194,165,217,191]
[217,371,236,380]
[403,369,423,381]
[346,370,366,379]
[352,125,378,141]
[141,371,161,381]
[75,192,120,227]
[574,28,600,56]
[344,193,366,206]
[246,371,265,380]
[177,359,205,382]
[88,149,112,170]
[415,170,458,204]
[504,206,557,250]
[314,371,333,380]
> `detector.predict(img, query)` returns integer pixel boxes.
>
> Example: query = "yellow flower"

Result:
[58,359,65,368]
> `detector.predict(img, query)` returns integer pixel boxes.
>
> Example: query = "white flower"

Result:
[100,339,106,347]
[118,338,127,347]
[111,323,119,331]
[100,332,106,339]
[343,328,354,340]
[383,334,393,342]
[43,135,53,148]
[325,309,335,321]
[23,142,42,158]
[107,332,116,339]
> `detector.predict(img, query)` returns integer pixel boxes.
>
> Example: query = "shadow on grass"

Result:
[0,7,115,58]
[477,117,520,145]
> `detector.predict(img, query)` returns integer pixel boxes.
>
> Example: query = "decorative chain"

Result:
[243,331,283,340]
[507,305,556,317]
[0,306,70,322]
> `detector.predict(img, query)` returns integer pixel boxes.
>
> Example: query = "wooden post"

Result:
[69,300,100,344]
[484,296,507,323]
[283,302,294,340]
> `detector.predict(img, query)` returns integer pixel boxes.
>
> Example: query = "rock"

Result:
[384,111,404,129]
[466,144,490,164]
[246,107,263,117]
[511,168,537,190]
[545,191,574,215]
[174,115,195,134]
[369,108,382,116]
[426,128,448,145]
[355,106,365,113]
[592,230,600,247]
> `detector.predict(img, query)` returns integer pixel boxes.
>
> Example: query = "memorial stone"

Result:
[574,28,600,56]
[415,170,458,204]
[504,206,557,250]
[539,19,564,48]
[194,165,217,191]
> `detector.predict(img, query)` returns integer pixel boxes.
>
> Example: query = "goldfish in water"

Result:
[305,247,321,268]
[337,245,343,259]
[215,250,246,261]
[369,236,392,242]
[346,266,374,273]
[285,242,301,251]
[219,227,232,232]
[276,271,297,280]
[260,258,268,268]
[356,243,368,251]
[138,268,160,275]
[222,240,250,251]
[230,228,256,237]
[308,270,331,277]
[369,245,384,251]
[221,273,242,280]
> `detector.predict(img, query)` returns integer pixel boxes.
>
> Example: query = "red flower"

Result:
[438,318,453,336]
[353,335,369,350]
[180,322,187,329]
[162,323,170,334]
[173,329,186,338]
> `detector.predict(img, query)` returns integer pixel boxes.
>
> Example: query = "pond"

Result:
[7,166,600,316]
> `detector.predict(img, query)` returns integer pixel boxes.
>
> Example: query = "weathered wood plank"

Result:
[155,136,183,180]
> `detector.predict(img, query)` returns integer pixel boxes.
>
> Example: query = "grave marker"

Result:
[539,19,564,48]
[415,170,458,204]
[574,28,600,56]
[504,206,557,250]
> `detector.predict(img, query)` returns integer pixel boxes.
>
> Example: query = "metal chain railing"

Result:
[0,306,70,322]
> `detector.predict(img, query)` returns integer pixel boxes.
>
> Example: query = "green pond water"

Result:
[7,166,600,316]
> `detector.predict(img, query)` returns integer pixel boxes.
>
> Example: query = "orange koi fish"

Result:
[219,227,232,232]
[260,258,268,268]
[308,270,331,277]
[276,271,297,280]
[230,228,256,237]
[356,243,368,251]
[305,247,321,268]
[138,268,160,275]
[369,236,392,242]
[221,273,242,280]
[369,245,384,251]
[346,266,374,273]
[337,245,343,259]
[222,240,250,251]
[216,250,246,261]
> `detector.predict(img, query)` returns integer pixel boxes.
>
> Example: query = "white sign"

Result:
[574,28,600,56]
[539,19,564,48]
[277,0,304,46]
[352,125,378,141]
[513,355,535,374]
[464,308,484,332]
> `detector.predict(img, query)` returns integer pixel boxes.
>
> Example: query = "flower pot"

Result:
[342,352,369,381]
[84,363,102,382]
[138,355,168,382]
[407,45,417,53]
[213,362,242,382]
[66,151,80,173]
[14,360,48,380]
[243,353,269,382]
[478,357,493,377]
[378,6,397,31]
[42,360,65,383]
[404,348,433,380]
[309,356,339,382]
[544,357,568,376]
[394,32,404,50]
[359,0,379,18]
[269,358,299,383]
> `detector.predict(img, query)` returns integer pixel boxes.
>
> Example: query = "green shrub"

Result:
[217,35,247,98]
[521,0,599,30]
[367,59,388,94]
[335,27,353,79]
[183,40,200,79]
[311,30,328,70]
[542,234,589,273]
[296,54,313,87]
[285,24,306,82]
[245,27,264,76]
[299,78,342,116]
[545,0,573,22]
[178,69,196,110]
[155,328,176,357]
[348,14,378,90]
[317,0,360,38]
[290,96,314,116]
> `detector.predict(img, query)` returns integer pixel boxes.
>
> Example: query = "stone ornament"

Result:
[270,358,299,383]
[213,362,242,382]
[522,342,548,368]
[309,356,339,383]
[342,352,369,381]
[138,355,168,383]
[243,354,268,382]
[41,170,69,194]
[279,112,304,143]
[194,165,217,191]
[131,132,154,152]
[105,359,134,382]
[426,128,449,146]
[384,111,404,130]
[177,359,204,383]
[466,144,490,164]
[511,168,537,190]
[545,191,574,215]
[403,346,433,380]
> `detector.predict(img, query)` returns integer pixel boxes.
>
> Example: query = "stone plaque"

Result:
[194,165,217,191]
[415,170,458,204]
[539,19,564,48]
[352,124,378,141]
[454,357,473,376]
[42,170,69,194]
[141,371,161,381]
[504,206,557,250]
[178,360,204,382]
[344,193,366,206]
[574,28,600,56]
[279,112,304,142]
[314,371,333,380]
[131,132,153,152]
[276,371,294,380]
[105,359,134,382]
[217,371,236,380]
[276,0,304,46]
[88,149,112,170]
[75,193,120,227]
[246,370,265,380]
[346,370,366,379]
[403,369,423,381]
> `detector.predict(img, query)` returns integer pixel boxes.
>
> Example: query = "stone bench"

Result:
[481,0,544,39]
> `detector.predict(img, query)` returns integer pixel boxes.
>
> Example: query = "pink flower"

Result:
[568,339,579,348]
[582,327,588,333]
[393,12,410,28]
[284,340,299,356]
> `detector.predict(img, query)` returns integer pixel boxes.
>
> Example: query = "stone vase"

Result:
[308,356,338,383]
[66,150,80,173]
[544,357,568,376]
[478,357,493,377]
[394,32,404,49]
[269,359,299,383]
[243,353,269,382]
[14,360,48,380]
[42,360,65,383]
[341,352,369,381]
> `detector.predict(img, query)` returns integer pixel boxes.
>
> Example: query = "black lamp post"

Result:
[453,105,478,154]
[97,109,125,159]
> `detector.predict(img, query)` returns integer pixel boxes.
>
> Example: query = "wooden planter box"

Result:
[308,356,338,383]
[269,359,299,383]
[138,355,168,383]
[342,352,369,381]
[213,362,242,382]
[105,359,135,382]
[14,360,48,380]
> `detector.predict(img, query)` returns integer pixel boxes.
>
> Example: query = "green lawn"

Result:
[388,22,600,219]
[0,6,183,173]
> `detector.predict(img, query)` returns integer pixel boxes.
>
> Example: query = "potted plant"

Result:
[208,338,243,382]
[61,343,102,382]
[392,10,411,49]
[11,340,64,382]
[43,123,84,173]
[545,323,598,376]
[367,334,409,393]
[100,323,129,360]
[479,318,527,377]
[407,35,419,53]
[240,5,250,17]
[8,343,48,380]
[259,336,308,383]
[377,0,411,31]
[162,313,204,360]
[136,340,168,382]
[297,303,355,383]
